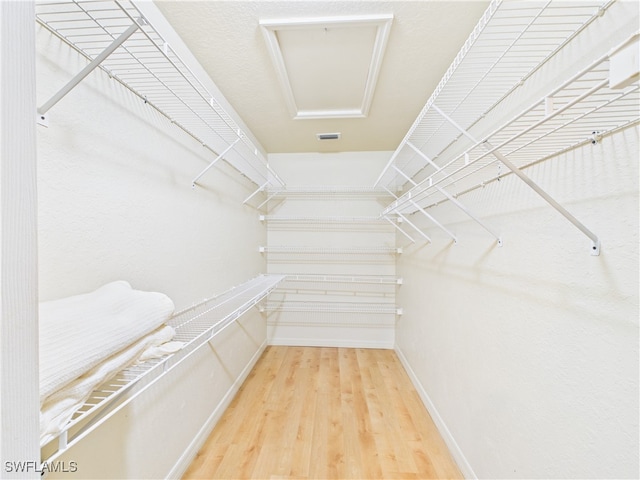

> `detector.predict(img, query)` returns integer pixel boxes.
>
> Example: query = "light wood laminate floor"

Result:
[183,346,463,479]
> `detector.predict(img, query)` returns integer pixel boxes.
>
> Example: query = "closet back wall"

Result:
[266,152,396,348]
[36,27,265,309]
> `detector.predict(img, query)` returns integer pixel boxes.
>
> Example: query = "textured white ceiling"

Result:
[153,1,490,154]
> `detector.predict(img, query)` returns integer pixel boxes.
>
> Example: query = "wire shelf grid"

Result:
[283,273,402,285]
[260,215,388,224]
[35,0,283,188]
[376,0,614,190]
[386,55,640,214]
[260,245,402,255]
[263,301,400,315]
[42,274,285,463]
[265,186,395,197]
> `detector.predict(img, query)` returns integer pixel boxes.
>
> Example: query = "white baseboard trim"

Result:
[268,337,394,349]
[394,345,477,480]
[166,339,268,479]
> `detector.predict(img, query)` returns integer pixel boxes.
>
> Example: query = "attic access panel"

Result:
[260,14,393,120]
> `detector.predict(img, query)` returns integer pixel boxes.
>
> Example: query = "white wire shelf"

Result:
[260,215,387,224]
[376,0,615,190]
[265,186,394,197]
[263,301,402,315]
[375,0,638,254]
[283,273,402,285]
[382,51,640,216]
[35,0,284,189]
[259,246,402,255]
[42,274,285,463]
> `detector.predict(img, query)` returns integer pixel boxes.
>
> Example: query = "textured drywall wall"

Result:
[394,2,639,478]
[36,26,265,309]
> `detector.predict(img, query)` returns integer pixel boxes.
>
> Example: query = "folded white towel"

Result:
[40,324,183,445]
[39,281,175,403]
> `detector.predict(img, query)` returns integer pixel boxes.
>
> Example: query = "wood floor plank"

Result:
[182,346,463,480]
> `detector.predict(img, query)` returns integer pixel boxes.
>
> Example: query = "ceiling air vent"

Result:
[316,132,341,141]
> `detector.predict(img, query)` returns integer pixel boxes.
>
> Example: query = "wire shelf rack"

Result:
[283,273,402,285]
[259,246,402,255]
[265,186,394,197]
[374,0,639,253]
[263,301,401,315]
[35,0,284,189]
[375,0,616,191]
[260,215,388,224]
[42,274,285,463]
[383,53,640,216]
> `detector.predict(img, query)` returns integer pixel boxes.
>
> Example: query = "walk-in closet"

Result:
[0,0,638,478]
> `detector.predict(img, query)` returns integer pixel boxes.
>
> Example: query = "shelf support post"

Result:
[192,136,241,187]
[256,189,282,210]
[406,141,443,172]
[436,186,502,246]
[485,143,600,255]
[384,216,416,244]
[409,200,458,244]
[243,181,268,205]
[396,213,432,243]
[432,103,599,254]
[37,21,142,117]
[392,164,417,186]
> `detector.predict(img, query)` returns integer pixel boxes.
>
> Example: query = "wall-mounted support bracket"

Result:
[392,164,417,187]
[383,186,398,199]
[191,136,241,187]
[406,141,443,172]
[384,216,416,244]
[486,143,600,255]
[409,200,458,244]
[244,181,269,205]
[436,186,502,246]
[433,103,599,254]
[396,213,431,243]
[256,189,282,210]
[37,21,141,116]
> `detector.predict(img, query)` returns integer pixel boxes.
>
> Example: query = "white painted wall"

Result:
[36,26,265,309]
[394,2,639,478]
[266,152,396,348]
[36,21,267,479]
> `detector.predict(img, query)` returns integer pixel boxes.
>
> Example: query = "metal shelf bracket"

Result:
[396,213,431,243]
[191,135,241,187]
[486,143,601,255]
[409,200,458,244]
[384,216,416,244]
[37,21,142,117]
[436,186,502,246]
[433,104,600,254]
